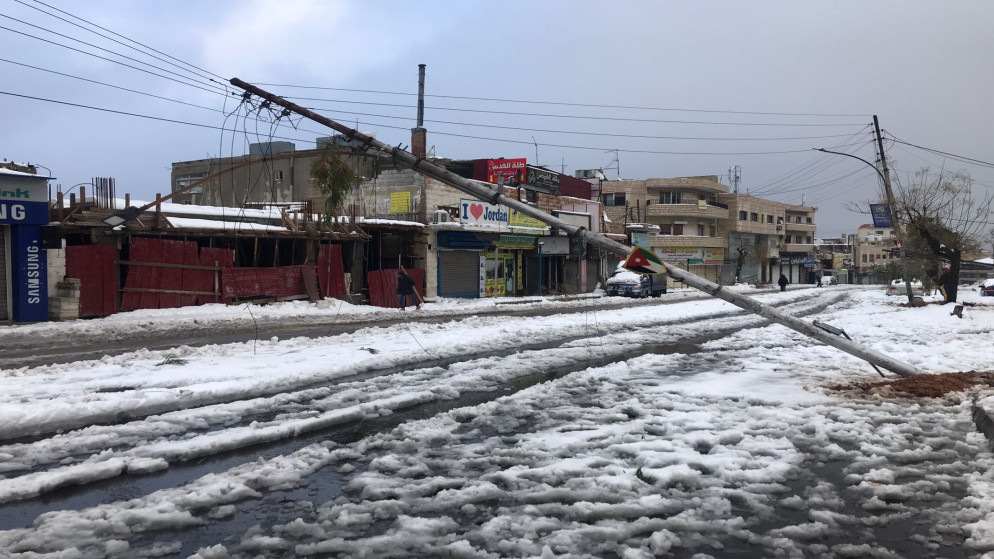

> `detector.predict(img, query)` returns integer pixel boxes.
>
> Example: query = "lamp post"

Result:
[814,117,915,303]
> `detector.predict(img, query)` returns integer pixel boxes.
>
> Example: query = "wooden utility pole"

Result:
[873,115,915,303]
[229,78,922,378]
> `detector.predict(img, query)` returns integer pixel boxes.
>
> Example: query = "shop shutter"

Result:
[438,250,480,298]
[0,226,8,320]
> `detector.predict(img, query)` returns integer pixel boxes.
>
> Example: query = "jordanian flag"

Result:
[623,247,665,275]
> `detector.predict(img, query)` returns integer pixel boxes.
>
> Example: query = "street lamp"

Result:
[813,120,916,304]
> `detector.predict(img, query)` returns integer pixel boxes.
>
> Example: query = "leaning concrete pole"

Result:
[230,78,922,378]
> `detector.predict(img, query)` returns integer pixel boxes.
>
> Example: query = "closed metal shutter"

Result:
[438,250,480,298]
[0,226,8,321]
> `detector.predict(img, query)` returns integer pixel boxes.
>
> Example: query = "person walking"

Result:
[778,273,790,292]
[937,267,951,303]
[396,270,420,311]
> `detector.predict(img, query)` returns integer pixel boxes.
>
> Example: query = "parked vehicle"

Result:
[886,279,925,296]
[979,278,994,297]
[818,276,838,286]
[606,269,667,298]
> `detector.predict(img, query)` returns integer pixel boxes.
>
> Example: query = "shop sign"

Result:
[389,191,411,213]
[496,235,536,249]
[0,200,47,224]
[460,198,509,228]
[11,226,47,321]
[704,247,724,264]
[832,253,845,269]
[656,247,702,264]
[804,256,815,268]
[524,166,560,193]
[630,232,651,249]
[486,158,526,185]
[509,209,546,229]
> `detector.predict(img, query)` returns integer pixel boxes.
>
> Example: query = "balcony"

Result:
[784,222,816,232]
[782,243,814,253]
[645,202,728,220]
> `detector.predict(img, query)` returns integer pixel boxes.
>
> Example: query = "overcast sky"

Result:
[2,0,993,237]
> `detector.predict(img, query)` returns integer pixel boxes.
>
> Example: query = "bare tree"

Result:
[893,168,992,303]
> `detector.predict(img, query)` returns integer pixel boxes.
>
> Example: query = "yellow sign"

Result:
[390,191,412,213]
[509,209,546,229]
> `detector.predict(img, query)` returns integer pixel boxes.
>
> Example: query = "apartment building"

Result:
[600,175,817,285]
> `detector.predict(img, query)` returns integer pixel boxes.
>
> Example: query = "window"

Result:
[739,211,747,221]
[274,170,284,181]
[659,192,682,204]
[673,224,684,235]
[795,235,803,244]
[697,224,705,236]
[176,172,206,194]
[806,236,812,244]
[602,193,626,206]
[806,217,813,224]
[862,254,868,263]
[709,225,717,237]
[766,215,773,224]
[750,212,758,222]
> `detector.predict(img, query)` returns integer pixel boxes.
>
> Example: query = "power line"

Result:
[0,14,224,94]
[256,82,870,118]
[0,22,224,95]
[0,89,317,144]
[12,0,223,84]
[293,97,868,127]
[884,134,994,170]
[292,103,867,142]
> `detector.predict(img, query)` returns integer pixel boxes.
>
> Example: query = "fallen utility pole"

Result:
[230,77,922,379]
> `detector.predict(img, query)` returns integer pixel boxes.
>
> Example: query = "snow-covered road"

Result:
[2,285,994,558]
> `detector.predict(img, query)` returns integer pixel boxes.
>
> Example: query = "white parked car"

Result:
[886,279,924,296]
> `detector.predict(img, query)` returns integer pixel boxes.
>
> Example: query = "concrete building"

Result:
[598,175,817,285]
[853,224,900,283]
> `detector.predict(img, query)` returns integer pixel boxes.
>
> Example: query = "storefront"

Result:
[0,167,50,322]
[435,231,488,298]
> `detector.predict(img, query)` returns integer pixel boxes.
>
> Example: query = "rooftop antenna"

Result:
[729,165,741,193]
[604,149,620,178]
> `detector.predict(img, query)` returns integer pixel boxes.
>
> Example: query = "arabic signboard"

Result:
[524,166,560,193]
[870,204,893,228]
[509,209,546,229]
[390,191,411,213]
[473,159,527,185]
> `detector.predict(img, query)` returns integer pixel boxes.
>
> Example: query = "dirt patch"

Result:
[825,371,994,398]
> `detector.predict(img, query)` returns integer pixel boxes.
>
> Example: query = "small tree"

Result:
[894,168,992,302]
[310,147,358,225]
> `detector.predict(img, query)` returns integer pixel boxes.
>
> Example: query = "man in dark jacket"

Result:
[938,267,951,303]
[778,273,789,292]
[397,271,420,311]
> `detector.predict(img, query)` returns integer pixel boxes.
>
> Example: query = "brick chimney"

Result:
[411,64,427,158]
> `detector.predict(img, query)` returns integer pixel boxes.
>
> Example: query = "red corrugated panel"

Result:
[221,265,310,299]
[198,247,234,305]
[367,268,424,308]
[121,238,161,310]
[66,244,117,318]
[158,239,188,309]
[177,241,200,307]
[317,244,347,297]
